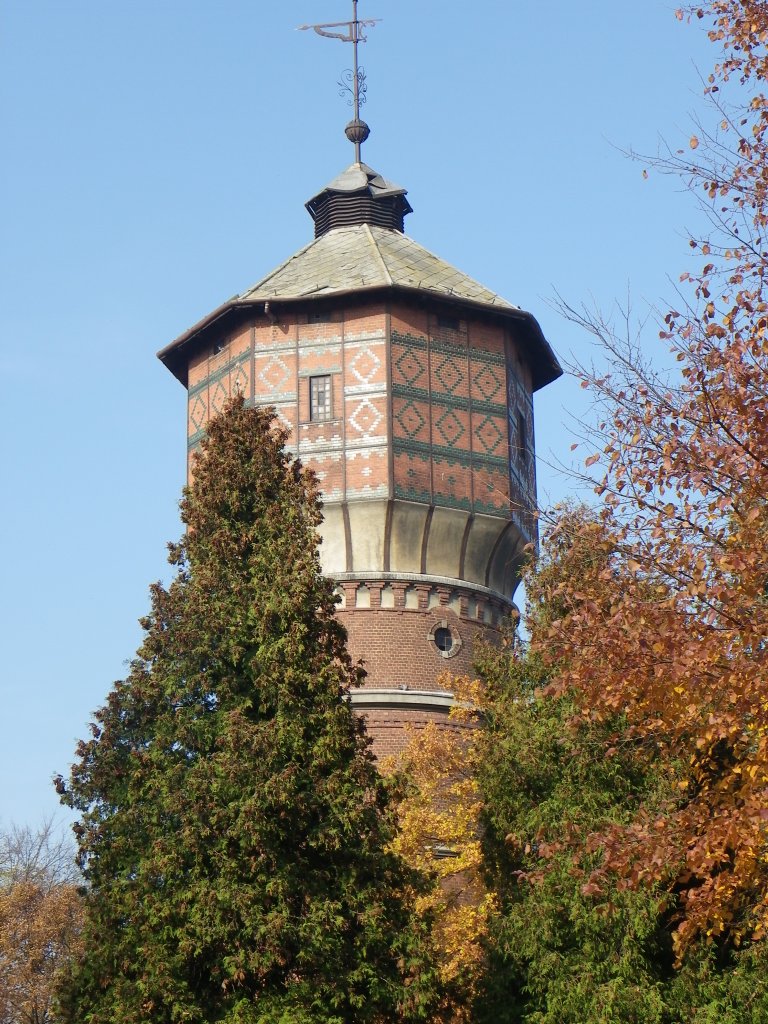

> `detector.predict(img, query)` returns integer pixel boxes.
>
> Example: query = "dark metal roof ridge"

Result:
[157,299,233,364]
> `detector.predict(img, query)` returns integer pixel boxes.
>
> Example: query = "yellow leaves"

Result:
[690,135,700,149]
[388,677,491,1016]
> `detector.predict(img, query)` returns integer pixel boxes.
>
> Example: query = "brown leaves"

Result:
[0,825,84,1024]
[532,303,768,953]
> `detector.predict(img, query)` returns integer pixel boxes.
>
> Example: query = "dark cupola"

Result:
[298,0,411,238]
[305,162,413,238]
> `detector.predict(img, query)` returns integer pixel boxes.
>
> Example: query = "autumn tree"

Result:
[388,676,496,1023]
[0,822,83,1024]
[55,396,438,1024]
[377,4,768,1018]
[392,516,682,1023]
[521,0,768,985]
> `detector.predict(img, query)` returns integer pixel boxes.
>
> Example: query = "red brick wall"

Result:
[389,305,517,517]
[185,308,392,503]
[183,301,537,548]
[336,578,509,692]
[357,707,471,762]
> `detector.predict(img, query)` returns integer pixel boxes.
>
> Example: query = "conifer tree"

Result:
[55,397,437,1024]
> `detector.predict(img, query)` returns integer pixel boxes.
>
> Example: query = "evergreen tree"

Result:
[55,397,437,1024]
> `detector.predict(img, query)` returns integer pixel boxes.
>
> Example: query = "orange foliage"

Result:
[0,826,84,1024]
[0,883,83,1024]
[543,0,768,961]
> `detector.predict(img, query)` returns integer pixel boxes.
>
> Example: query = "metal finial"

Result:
[298,0,380,162]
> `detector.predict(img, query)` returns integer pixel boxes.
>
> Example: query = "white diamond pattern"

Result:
[257,356,290,391]
[349,347,381,385]
[349,399,383,436]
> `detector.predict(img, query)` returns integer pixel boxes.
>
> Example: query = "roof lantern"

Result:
[305,162,413,237]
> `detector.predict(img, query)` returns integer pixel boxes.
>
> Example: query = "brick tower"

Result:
[158,10,560,757]
[158,159,560,756]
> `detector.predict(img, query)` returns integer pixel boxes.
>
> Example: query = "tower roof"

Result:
[158,219,561,392]
[241,223,512,308]
[305,162,412,237]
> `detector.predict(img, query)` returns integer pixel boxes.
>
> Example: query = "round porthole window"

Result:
[434,627,453,652]
[429,619,463,659]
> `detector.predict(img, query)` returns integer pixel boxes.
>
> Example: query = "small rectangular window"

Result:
[310,375,332,422]
[437,314,460,331]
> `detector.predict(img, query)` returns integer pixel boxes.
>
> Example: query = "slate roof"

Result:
[236,223,518,309]
[159,224,561,392]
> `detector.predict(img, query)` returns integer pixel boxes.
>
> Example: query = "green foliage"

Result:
[56,397,437,1024]
[471,511,768,1023]
[665,943,768,1023]
[474,642,675,1024]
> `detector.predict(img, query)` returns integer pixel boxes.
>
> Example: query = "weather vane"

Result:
[298,1,381,162]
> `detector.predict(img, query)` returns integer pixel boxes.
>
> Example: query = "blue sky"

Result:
[0,1,715,829]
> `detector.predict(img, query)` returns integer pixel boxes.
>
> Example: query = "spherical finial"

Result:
[345,118,371,146]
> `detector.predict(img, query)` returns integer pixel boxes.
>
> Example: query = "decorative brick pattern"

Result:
[472,361,505,404]
[187,345,252,451]
[345,448,388,498]
[308,452,344,503]
[257,354,292,393]
[349,346,382,386]
[391,325,512,515]
[389,313,536,527]
[185,310,391,500]
[393,399,428,441]
[393,345,428,389]
[474,414,505,457]
[348,397,384,438]
[434,352,464,395]
[434,407,466,447]
[174,281,545,766]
